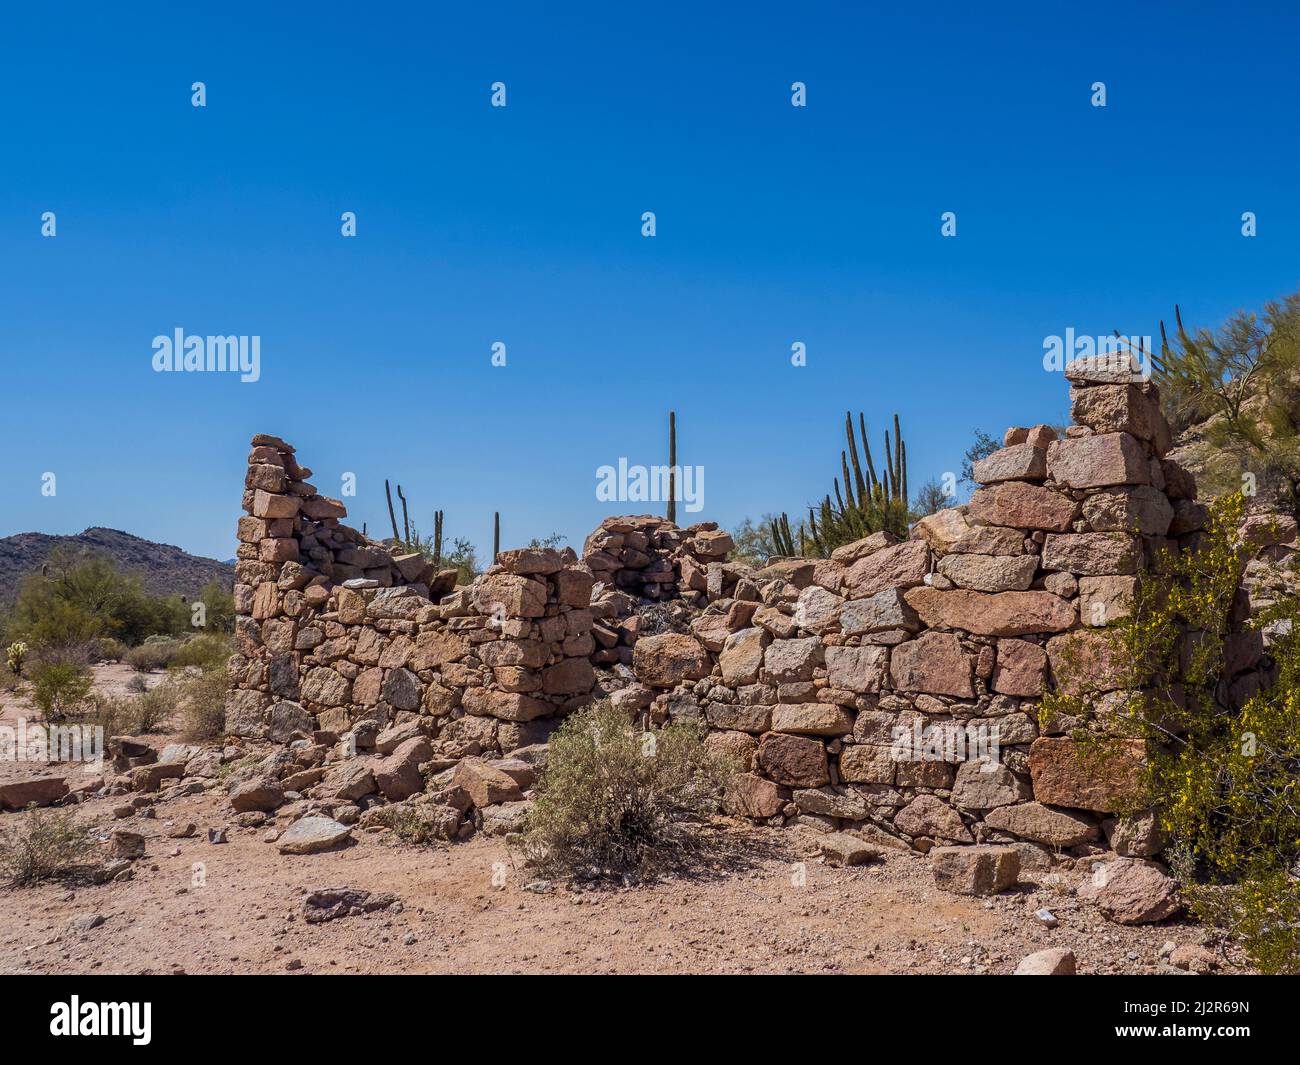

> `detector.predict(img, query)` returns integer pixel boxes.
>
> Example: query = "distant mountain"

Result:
[0,527,235,605]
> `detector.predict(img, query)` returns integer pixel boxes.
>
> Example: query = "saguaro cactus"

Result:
[667,410,678,525]
[493,511,500,563]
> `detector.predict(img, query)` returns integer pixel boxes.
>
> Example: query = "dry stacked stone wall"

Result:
[227,436,597,763]
[596,355,1262,860]
[225,355,1266,856]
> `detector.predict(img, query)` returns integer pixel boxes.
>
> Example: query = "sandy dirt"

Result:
[0,667,1245,976]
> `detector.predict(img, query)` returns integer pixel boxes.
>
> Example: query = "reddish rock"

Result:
[461,688,552,722]
[632,633,711,688]
[895,794,972,843]
[494,547,563,575]
[992,638,1048,696]
[838,744,895,784]
[1046,629,1127,695]
[1070,383,1165,442]
[824,644,888,693]
[474,573,547,618]
[1047,433,1150,489]
[542,657,595,695]
[719,627,770,686]
[411,630,468,670]
[1028,736,1146,813]
[967,482,1078,532]
[1041,532,1142,576]
[723,772,784,818]
[555,566,595,607]
[0,776,68,811]
[842,539,930,598]
[1082,486,1173,535]
[374,736,433,800]
[762,637,823,683]
[973,443,1047,484]
[1078,857,1182,924]
[936,553,1037,592]
[982,801,1099,846]
[758,732,830,788]
[911,508,973,553]
[931,845,1019,894]
[889,631,973,697]
[1078,575,1139,626]
[452,757,524,808]
[771,703,855,737]
[904,588,1076,636]
[229,777,284,813]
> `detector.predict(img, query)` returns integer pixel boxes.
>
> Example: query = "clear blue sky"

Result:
[2,1,1297,563]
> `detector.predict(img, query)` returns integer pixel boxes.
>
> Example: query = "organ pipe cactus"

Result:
[775,410,911,557]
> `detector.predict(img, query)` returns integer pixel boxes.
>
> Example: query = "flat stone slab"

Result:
[277,816,352,855]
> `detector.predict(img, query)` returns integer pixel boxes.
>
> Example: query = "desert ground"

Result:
[0,665,1243,976]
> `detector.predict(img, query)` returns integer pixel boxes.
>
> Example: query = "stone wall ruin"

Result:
[224,355,1269,858]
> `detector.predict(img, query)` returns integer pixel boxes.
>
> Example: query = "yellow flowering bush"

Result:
[1043,492,1300,972]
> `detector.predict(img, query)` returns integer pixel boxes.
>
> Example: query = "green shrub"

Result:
[169,633,232,673]
[93,637,129,662]
[522,700,734,878]
[0,807,92,886]
[178,669,227,742]
[131,678,179,732]
[30,662,93,723]
[125,640,180,673]
[3,548,193,651]
[197,581,236,633]
[14,599,102,650]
